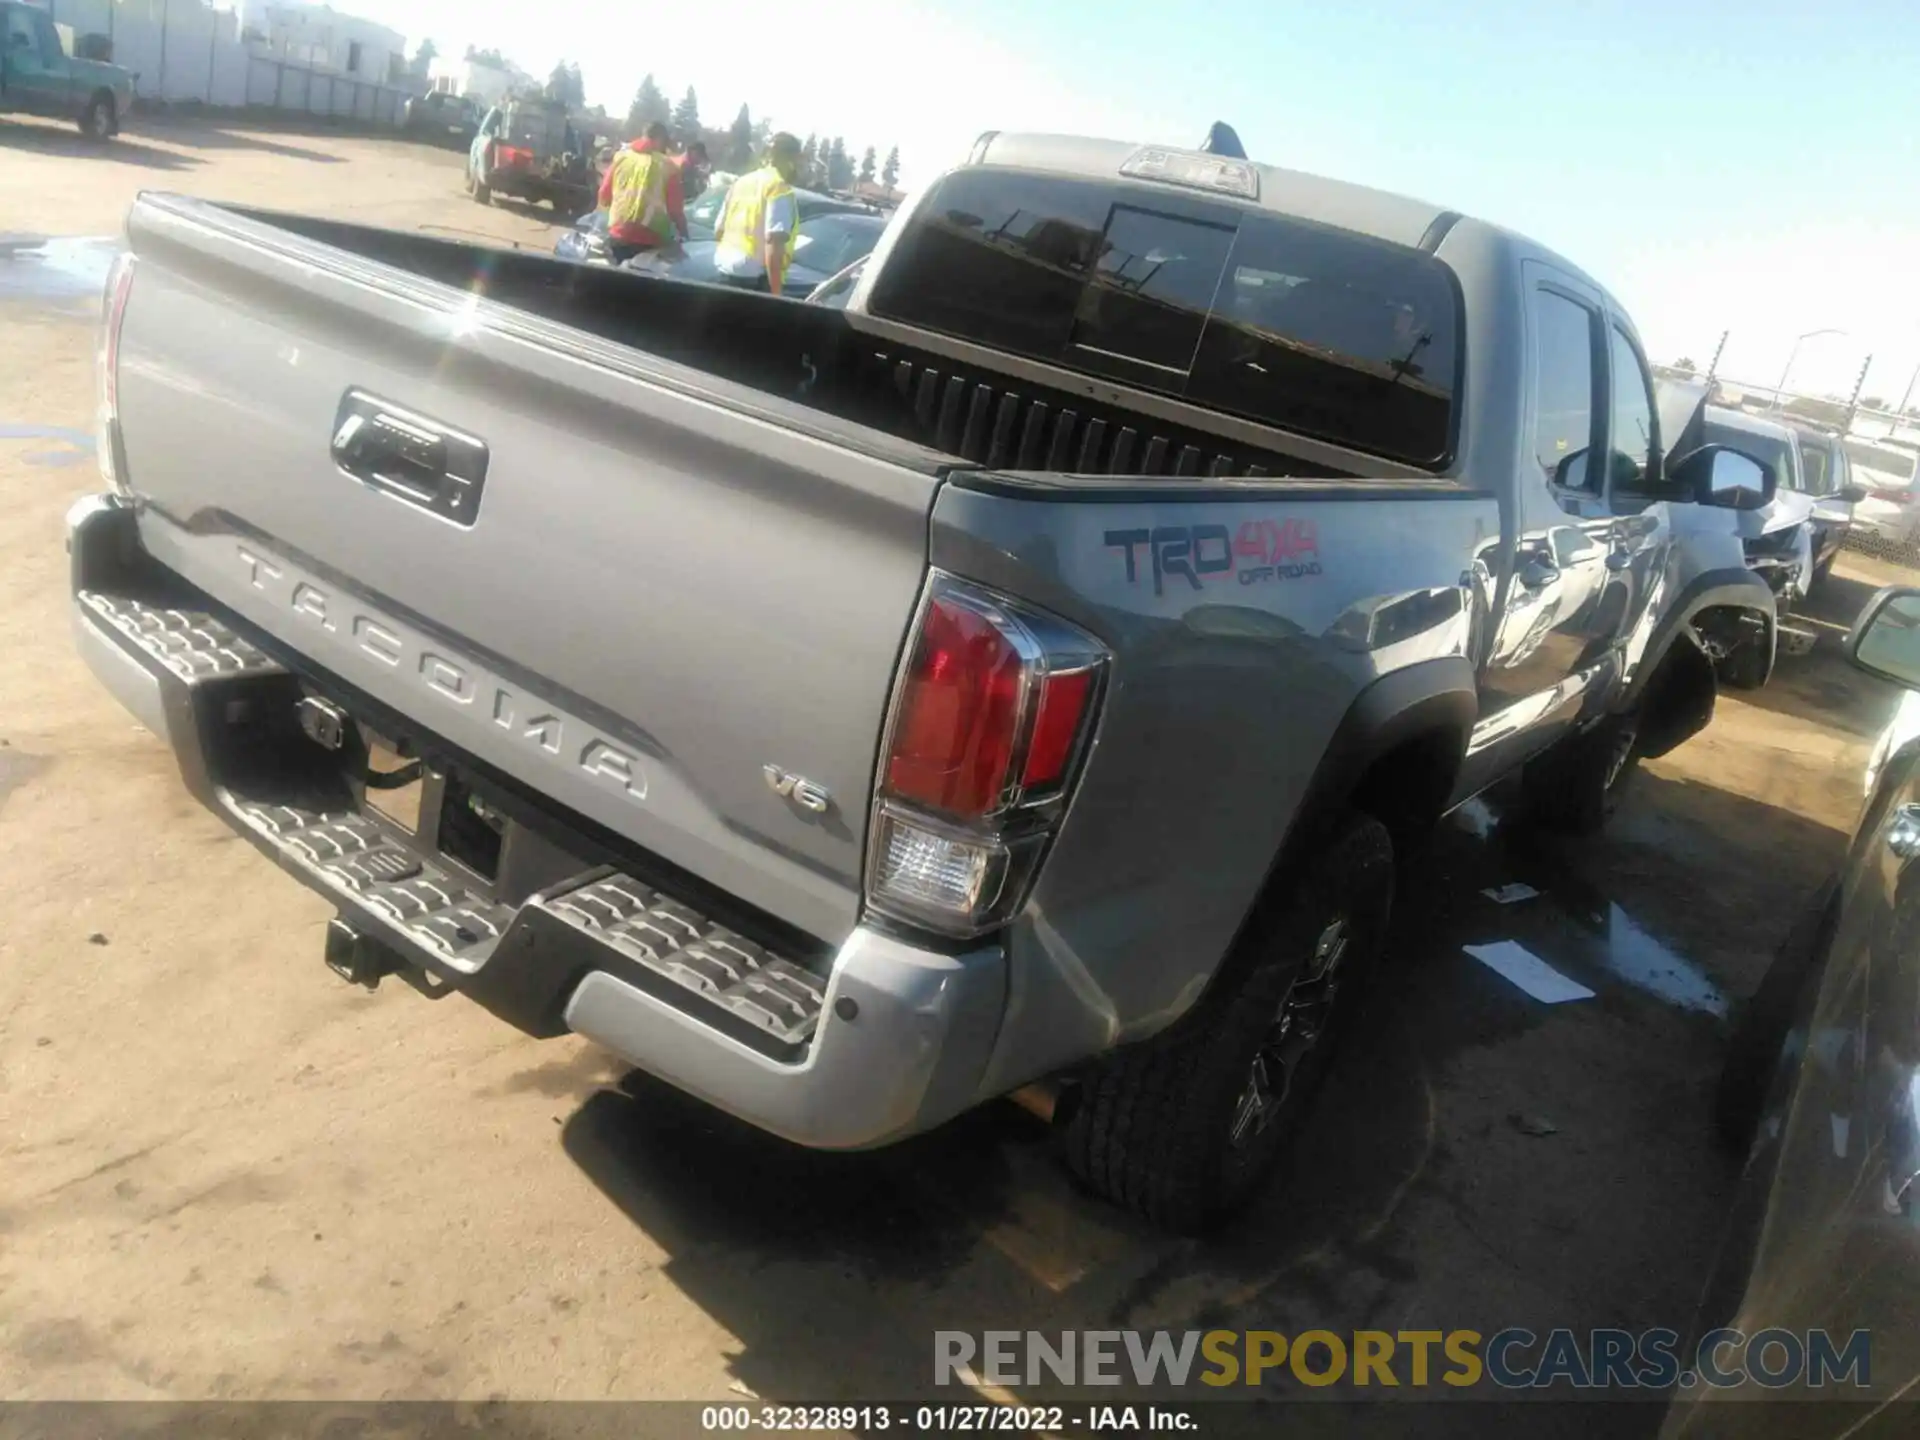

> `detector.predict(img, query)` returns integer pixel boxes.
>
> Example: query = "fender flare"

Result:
[1194,657,1477,1011]
[1621,565,1778,708]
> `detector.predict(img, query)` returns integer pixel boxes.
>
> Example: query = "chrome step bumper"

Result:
[68,494,1005,1149]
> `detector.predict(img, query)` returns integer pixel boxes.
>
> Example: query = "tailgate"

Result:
[111,197,942,943]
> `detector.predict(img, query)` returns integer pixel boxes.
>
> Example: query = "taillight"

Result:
[866,574,1107,936]
[1873,487,1912,505]
[96,249,136,492]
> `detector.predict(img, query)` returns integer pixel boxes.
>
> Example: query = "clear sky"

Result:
[373,0,1920,404]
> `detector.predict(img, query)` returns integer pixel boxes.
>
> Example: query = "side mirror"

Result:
[1840,483,1869,506]
[1669,444,1776,511]
[1552,449,1592,491]
[1850,587,1920,689]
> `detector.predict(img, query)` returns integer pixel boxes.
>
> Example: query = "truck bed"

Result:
[233,204,1356,484]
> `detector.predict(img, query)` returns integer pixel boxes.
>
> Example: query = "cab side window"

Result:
[29,9,62,62]
[1530,288,1601,492]
[6,9,38,53]
[1606,325,1656,492]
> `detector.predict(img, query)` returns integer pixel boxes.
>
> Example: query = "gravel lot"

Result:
[0,114,1909,1433]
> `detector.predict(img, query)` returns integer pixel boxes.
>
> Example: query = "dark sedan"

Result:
[1668,587,1920,1435]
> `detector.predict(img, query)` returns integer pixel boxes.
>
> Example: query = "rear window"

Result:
[503,105,566,150]
[865,169,1461,467]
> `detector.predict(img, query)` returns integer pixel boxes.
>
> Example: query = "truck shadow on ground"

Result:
[556,785,1773,1430]
[0,117,199,171]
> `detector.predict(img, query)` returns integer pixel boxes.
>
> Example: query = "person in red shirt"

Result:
[674,141,711,202]
[596,122,687,259]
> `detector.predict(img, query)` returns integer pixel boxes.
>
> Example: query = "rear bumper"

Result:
[68,494,1006,1150]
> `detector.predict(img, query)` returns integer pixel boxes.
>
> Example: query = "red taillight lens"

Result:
[1874,488,1911,504]
[886,593,1027,818]
[1022,668,1095,790]
[867,574,1107,936]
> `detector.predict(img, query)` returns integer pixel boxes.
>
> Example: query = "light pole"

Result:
[1894,360,1920,433]
[1772,328,1846,412]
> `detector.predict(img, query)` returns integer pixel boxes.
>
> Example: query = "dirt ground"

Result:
[1,115,1913,1431]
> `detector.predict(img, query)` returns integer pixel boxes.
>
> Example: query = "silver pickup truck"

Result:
[73,132,1781,1231]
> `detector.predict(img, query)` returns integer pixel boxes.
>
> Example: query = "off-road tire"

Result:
[1523,713,1639,836]
[1715,884,1833,1154]
[79,94,114,141]
[1056,812,1393,1233]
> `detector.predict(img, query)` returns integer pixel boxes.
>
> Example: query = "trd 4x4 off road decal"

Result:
[1105,519,1322,595]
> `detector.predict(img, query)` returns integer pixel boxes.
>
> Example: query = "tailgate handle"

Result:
[331,391,489,527]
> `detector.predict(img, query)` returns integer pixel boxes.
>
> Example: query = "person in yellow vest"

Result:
[597,122,687,263]
[713,132,803,294]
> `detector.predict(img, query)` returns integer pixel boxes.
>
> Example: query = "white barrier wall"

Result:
[42,0,411,121]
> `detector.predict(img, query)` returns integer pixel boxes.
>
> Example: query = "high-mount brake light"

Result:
[1118,146,1259,201]
[866,574,1107,937]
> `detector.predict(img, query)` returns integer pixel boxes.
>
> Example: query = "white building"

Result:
[239,0,404,83]
[427,53,535,108]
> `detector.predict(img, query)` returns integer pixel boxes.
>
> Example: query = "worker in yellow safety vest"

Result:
[713,132,803,293]
[597,121,687,263]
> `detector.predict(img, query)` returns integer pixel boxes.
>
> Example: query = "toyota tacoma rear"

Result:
[73,132,1772,1231]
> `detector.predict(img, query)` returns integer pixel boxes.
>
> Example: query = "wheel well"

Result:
[90,87,116,110]
[1635,631,1718,759]
[1348,726,1464,847]
[1168,720,1464,1031]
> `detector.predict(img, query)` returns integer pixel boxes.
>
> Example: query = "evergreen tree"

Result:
[626,74,670,132]
[826,136,852,190]
[546,62,585,108]
[857,145,876,186]
[801,134,820,186]
[880,145,900,189]
[727,104,756,169]
[672,87,701,137]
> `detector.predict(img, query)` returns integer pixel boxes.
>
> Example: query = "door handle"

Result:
[330,391,488,526]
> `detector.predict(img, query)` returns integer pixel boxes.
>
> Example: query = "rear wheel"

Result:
[1057,812,1393,1233]
[1523,713,1639,836]
[472,176,492,205]
[78,94,115,141]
